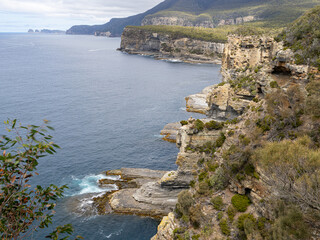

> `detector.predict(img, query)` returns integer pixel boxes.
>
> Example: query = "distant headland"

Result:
[27,29,66,34]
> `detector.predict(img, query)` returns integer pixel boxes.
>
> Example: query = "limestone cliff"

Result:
[119,27,224,64]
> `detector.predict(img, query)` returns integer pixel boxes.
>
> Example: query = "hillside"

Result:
[66,0,320,36]
[278,6,320,69]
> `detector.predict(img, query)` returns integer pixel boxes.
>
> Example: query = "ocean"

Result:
[0,33,221,239]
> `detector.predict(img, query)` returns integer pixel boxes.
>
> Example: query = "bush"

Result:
[190,205,202,228]
[256,115,275,132]
[227,205,237,221]
[211,196,224,210]
[197,181,211,195]
[217,212,224,221]
[215,132,226,148]
[237,214,256,230]
[209,167,228,190]
[194,119,205,131]
[271,203,310,240]
[270,81,279,88]
[219,219,230,236]
[180,120,188,126]
[231,194,251,212]
[204,120,224,130]
[176,190,194,217]
[253,136,320,212]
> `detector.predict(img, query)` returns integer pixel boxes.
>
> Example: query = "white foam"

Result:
[70,173,120,196]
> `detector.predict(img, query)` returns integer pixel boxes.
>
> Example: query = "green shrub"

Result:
[217,212,224,221]
[209,167,228,190]
[189,180,195,188]
[256,115,275,132]
[176,190,194,217]
[180,120,188,126]
[206,161,219,172]
[239,134,251,146]
[237,214,256,230]
[231,194,251,212]
[227,205,237,221]
[191,234,200,240]
[253,136,320,211]
[211,196,224,210]
[204,120,224,130]
[198,171,208,182]
[197,181,210,195]
[219,219,230,236]
[194,119,205,131]
[270,81,279,88]
[215,132,226,148]
[190,205,202,228]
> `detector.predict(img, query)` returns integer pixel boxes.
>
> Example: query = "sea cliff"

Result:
[119,26,225,64]
[152,26,320,239]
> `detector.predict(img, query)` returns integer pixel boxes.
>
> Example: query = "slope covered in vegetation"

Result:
[66,0,320,36]
[278,6,320,69]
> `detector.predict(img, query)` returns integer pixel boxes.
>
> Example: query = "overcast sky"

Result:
[0,0,164,32]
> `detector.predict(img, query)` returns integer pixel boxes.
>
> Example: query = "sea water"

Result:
[0,33,221,239]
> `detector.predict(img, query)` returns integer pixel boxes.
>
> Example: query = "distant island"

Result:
[28,29,66,34]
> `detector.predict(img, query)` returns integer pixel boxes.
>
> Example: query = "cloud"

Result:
[0,0,164,32]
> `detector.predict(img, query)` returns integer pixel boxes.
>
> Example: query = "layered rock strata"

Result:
[141,15,256,28]
[119,27,224,64]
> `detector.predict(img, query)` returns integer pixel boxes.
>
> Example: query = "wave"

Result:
[164,58,183,63]
[67,173,120,196]
[88,48,108,52]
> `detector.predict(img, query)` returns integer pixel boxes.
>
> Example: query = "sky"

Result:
[0,0,164,32]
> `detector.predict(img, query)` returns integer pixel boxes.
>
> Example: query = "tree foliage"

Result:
[0,119,81,240]
[254,136,320,212]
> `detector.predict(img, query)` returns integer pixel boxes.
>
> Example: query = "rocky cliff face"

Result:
[153,32,320,239]
[141,15,256,28]
[141,17,215,28]
[119,27,224,64]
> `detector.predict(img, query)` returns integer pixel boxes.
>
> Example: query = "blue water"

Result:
[0,33,221,239]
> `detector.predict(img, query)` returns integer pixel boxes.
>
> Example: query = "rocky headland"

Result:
[118,26,225,64]
[69,6,320,240]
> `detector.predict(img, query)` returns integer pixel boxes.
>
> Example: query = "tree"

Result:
[0,119,81,240]
[254,136,320,212]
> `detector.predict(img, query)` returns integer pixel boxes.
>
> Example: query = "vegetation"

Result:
[227,206,237,221]
[278,6,320,69]
[176,190,194,218]
[180,120,188,126]
[211,196,224,210]
[204,120,224,130]
[219,219,230,236]
[231,194,251,212]
[237,214,256,231]
[0,120,80,239]
[209,167,228,191]
[130,25,276,43]
[194,119,205,131]
[254,136,320,212]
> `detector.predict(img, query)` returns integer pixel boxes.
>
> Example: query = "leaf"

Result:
[12,119,17,129]
[11,175,16,184]
[24,184,31,188]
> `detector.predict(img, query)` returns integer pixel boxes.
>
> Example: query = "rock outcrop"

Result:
[141,15,256,28]
[160,122,182,143]
[119,27,224,64]
[185,85,216,114]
